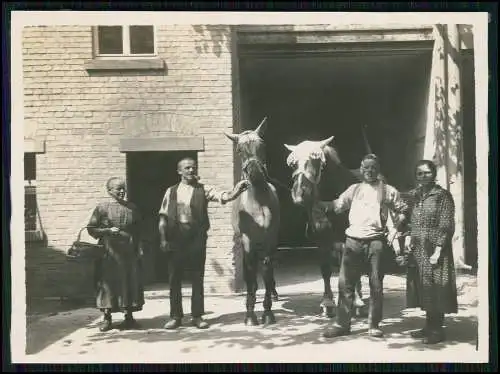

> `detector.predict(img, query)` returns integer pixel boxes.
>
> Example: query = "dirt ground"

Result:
[20,262,481,364]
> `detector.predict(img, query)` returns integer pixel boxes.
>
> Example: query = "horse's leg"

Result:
[268,260,279,301]
[261,252,276,325]
[319,241,335,318]
[242,248,259,326]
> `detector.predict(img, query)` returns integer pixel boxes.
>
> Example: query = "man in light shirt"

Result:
[322,154,407,338]
[159,157,249,330]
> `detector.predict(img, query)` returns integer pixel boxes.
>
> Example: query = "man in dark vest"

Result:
[159,157,249,330]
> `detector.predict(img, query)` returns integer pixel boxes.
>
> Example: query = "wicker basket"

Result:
[67,226,104,260]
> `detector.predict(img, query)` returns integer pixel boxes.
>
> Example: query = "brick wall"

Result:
[23,25,240,297]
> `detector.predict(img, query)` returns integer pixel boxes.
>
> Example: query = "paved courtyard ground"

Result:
[19,256,482,364]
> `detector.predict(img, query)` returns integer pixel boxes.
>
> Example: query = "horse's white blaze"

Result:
[286,140,328,186]
[296,159,307,175]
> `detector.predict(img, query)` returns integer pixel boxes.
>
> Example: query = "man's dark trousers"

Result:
[336,236,387,330]
[167,223,207,320]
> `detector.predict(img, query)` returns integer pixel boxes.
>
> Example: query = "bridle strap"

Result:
[241,157,268,179]
[292,167,323,186]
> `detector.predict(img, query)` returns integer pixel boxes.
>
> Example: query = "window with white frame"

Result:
[24,153,38,233]
[94,25,156,57]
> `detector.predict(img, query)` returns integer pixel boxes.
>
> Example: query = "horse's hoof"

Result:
[272,291,279,302]
[322,306,336,318]
[245,314,259,326]
[355,307,368,318]
[262,311,276,326]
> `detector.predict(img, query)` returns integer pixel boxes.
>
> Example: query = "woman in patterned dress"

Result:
[87,177,145,332]
[404,160,458,344]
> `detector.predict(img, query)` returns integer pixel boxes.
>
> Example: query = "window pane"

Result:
[25,187,37,231]
[129,25,154,54]
[24,153,36,181]
[97,26,123,54]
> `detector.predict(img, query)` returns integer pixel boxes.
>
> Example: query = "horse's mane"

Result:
[319,145,361,200]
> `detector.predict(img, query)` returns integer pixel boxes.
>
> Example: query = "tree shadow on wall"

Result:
[192,25,231,57]
[433,24,465,176]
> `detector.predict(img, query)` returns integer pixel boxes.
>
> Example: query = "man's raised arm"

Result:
[204,179,250,205]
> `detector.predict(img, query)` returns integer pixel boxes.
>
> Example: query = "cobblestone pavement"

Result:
[19,269,482,364]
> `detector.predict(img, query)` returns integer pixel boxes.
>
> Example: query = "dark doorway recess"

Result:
[238,47,433,248]
[126,151,197,283]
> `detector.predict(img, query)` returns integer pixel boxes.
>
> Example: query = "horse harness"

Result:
[241,156,292,192]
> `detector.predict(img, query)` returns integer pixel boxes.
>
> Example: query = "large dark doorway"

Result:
[126,151,197,284]
[238,45,433,248]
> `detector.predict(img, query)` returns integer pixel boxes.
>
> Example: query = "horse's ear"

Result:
[319,136,335,148]
[224,132,239,142]
[254,116,267,138]
[284,144,296,152]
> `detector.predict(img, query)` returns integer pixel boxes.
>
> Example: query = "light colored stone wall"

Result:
[23,25,238,295]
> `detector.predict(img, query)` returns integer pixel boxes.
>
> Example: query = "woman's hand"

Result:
[404,236,413,252]
[429,246,442,265]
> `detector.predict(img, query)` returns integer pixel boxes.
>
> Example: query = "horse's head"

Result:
[224,117,268,186]
[284,136,335,207]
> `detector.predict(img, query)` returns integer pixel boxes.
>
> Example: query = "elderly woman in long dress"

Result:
[87,177,145,332]
[404,160,458,344]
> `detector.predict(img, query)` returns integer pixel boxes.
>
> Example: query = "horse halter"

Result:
[241,157,268,179]
[236,135,267,180]
[287,148,327,186]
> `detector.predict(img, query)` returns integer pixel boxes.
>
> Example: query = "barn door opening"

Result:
[238,45,433,249]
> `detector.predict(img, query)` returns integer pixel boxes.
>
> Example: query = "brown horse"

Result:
[224,118,281,326]
[284,136,365,317]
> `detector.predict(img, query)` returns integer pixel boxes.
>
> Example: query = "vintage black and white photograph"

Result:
[9,11,490,364]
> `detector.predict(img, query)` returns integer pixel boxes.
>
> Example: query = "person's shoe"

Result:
[323,325,350,338]
[99,317,113,332]
[272,289,279,302]
[164,318,182,330]
[191,317,209,329]
[368,327,384,338]
[410,328,428,339]
[192,318,208,329]
[422,330,445,344]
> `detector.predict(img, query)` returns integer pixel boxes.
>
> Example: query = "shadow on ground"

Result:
[72,291,476,354]
[26,307,102,355]
[26,268,477,355]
